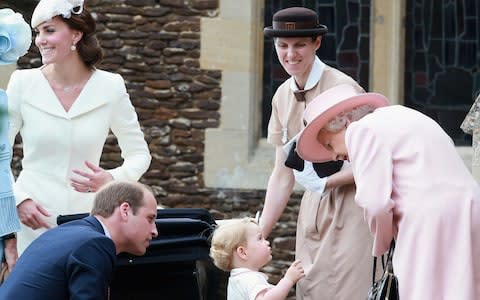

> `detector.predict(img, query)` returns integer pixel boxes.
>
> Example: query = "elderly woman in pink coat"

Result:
[296,84,480,299]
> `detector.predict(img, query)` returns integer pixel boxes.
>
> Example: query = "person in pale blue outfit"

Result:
[0,8,32,274]
[0,90,22,267]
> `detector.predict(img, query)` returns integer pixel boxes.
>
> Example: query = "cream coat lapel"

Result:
[67,70,111,119]
[23,69,68,119]
[24,69,110,119]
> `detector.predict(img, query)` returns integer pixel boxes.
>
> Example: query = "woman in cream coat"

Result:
[7,0,151,253]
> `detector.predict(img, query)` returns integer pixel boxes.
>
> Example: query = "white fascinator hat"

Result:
[31,0,85,28]
[0,9,32,65]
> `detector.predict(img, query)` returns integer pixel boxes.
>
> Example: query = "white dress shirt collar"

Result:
[96,217,111,239]
[289,56,326,91]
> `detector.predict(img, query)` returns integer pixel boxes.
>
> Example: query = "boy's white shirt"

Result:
[227,268,273,300]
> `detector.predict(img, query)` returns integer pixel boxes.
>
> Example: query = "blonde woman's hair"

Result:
[209,217,256,272]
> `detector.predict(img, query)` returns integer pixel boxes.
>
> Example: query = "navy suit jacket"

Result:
[0,216,116,300]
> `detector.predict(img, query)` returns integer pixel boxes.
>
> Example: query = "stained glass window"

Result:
[404,0,479,145]
[262,0,371,136]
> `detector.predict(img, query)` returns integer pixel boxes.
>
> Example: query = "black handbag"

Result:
[367,240,399,300]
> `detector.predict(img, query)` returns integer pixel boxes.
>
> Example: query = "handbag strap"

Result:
[371,256,377,284]
[386,239,396,273]
[371,239,395,284]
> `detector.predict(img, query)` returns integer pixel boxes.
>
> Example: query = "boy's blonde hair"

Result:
[210,217,256,271]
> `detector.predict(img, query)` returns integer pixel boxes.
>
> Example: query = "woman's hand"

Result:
[70,161,114,193]
[17,199,51,230]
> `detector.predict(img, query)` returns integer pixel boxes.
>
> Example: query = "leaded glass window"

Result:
[404,0,479,145]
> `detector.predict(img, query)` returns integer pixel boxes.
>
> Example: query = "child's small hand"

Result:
[284,260,305,283]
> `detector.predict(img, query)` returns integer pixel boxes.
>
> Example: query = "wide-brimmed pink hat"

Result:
[297,84,389,163]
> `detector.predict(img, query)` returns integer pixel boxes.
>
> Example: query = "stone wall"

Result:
[10,1,301,299]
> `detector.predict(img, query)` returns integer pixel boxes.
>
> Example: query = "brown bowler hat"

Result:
[264,7,328,38]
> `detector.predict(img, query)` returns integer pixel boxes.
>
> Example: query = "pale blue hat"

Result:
[0,8,31,65]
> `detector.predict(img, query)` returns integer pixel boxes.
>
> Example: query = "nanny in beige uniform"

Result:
[7,0,151,253]
[259,7,378,299]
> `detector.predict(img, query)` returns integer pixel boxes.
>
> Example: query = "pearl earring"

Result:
[70,44,77,51]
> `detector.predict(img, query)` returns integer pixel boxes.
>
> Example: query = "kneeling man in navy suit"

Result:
[0,181,158,299]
